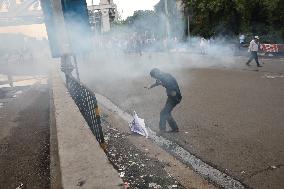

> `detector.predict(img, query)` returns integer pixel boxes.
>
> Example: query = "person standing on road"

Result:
[146,68,182,133]
[239,34,245,49]
[200,37,207,55]
[246,36,262,67]
[239,34,245,45]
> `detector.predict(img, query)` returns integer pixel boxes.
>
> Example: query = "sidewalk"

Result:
[50,70,123,189]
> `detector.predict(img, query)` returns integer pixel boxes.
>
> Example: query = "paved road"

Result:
[80,53,284,189]
[0,60,51,189]
[0,82,50,189]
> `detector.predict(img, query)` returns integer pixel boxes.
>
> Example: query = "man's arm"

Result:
[248,41,253,52]
[147,80,161,89]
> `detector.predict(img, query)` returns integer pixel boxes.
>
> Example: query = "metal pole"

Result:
[73,55,80,82]
[164,0,170,39]
[187,15,190,38]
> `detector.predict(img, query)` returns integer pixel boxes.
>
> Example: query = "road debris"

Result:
[120,172,126,178]
[149,182,162,188]
[102,120,185,189]
[271,165,277,169]
[129,111,149,138]
[15,182,24,189]
[123,182,130,188]
[262,73,284,79]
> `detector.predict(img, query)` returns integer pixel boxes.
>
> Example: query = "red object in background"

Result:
[260,44,284,53]
[260,44,279,52]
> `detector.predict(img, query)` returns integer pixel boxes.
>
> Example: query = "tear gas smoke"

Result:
[74,9,241,85]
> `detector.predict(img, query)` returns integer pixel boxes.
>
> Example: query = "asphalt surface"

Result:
[0,59,51,189]
[80,52,284,189]
[0,84,50,189]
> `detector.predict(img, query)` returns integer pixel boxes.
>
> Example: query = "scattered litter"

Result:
[109,127,118,131]
[105,114,185,189]
[241,171,245,174]
[77,180,85,187]
[263,74,284,79]
[0,102,4,109]
[271,165,277,169]
[129,111,149,138]
[15,90,23,95]
[123,182,130,188]
[104,135,109,141]
[16,182,24,189]
[119,172,125,177]
[184,132,188,134]
[149,182,162,188]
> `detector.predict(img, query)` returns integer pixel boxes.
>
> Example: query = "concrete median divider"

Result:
[49,69,123,189]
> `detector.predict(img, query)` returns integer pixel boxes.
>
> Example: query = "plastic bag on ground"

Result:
[129,111,149,138]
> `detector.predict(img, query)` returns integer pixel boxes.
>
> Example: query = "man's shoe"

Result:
[167,128,179,133]
[246,62,250,66]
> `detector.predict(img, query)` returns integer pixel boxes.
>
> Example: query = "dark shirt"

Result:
[156,73,182,102]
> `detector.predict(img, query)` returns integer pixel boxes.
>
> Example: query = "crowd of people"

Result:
[90,31,275,66]
[92,32,183,55]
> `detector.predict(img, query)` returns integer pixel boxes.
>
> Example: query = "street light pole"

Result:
[164,0,170,39]
[187,15,190,38]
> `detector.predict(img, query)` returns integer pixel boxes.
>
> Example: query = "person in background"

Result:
[239,34,245,48]
[146,68,182,133]
[7,73,13,87]
[246,36,262,67]
[200,37,207,54]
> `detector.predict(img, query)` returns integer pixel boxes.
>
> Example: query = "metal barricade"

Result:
[66,74,105,145]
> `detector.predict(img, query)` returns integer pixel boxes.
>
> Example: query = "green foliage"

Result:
[182,0,284,42]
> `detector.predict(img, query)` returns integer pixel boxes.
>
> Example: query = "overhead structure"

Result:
[0,0,43,26]
[41,0,92,57]
[88,0,117,33]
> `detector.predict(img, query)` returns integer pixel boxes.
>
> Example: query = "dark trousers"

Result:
[247,51,260,66]
[159,97,180,131]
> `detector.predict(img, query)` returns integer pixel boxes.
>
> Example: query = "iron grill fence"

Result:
[66,74,105,144]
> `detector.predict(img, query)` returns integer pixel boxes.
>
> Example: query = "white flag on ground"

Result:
[129,111,149,138]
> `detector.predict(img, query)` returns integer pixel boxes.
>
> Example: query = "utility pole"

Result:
[164,0,170,39]
[187,15,190,38]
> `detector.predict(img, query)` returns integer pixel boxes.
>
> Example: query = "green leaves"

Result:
[181,0,284,42]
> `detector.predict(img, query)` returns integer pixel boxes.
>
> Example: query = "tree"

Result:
[181,0,284,42]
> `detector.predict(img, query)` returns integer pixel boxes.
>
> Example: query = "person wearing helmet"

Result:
[246,36,262,67]
[147,68,182,132]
